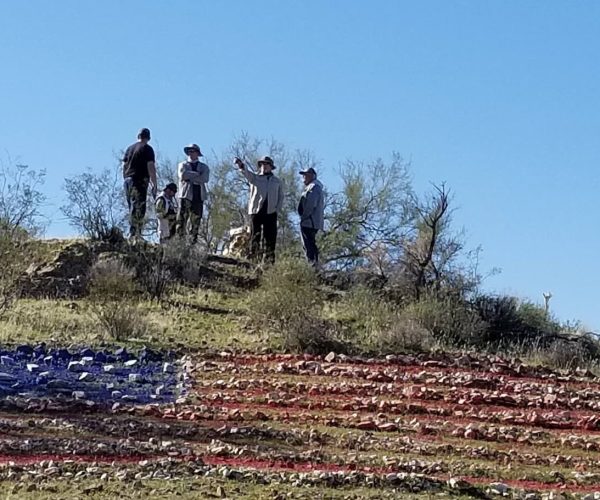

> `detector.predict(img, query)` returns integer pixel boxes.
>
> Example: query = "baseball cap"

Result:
[299,167,317,176]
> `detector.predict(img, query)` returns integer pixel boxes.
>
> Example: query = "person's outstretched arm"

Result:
[234,157,257,184]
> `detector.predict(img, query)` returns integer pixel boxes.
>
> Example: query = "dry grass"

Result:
[0,288,248,352]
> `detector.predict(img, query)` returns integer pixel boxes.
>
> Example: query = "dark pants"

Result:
[124,177,148,237]
[250,211,277,264]
[301,226,319,265]
[177,198,203,243]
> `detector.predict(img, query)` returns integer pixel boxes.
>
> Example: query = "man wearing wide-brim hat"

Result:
[177,144,210,243]
[234,155,284,264]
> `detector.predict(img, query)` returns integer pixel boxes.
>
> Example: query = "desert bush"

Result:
[127,244,174,301]
[473,294,521,343]
[516,301,561,338]
[506,335,600,372]
[0,161,46,236]
[87,257,138,300]
[62,168,127,241]
[403,295,486,347]
[246,258,344,354]
[373,317,433,354]
[89,302,152,342]
[332,286,394,332]
[139,254,172,301]
[86,258,151,341]
[0,236,27,318]
[474,294,562,347]
[332,286,433,353]
[530,340,595,370]
[160,238,207,285]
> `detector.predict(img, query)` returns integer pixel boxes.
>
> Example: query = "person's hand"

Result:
[234,157,244,169]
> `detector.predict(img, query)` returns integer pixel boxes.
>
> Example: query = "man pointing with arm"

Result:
[235,155,284,264]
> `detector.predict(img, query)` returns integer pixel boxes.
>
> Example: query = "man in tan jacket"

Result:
[234,155,284,264]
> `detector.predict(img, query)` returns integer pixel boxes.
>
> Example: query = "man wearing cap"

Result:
[122,128,157,239]
[156,183,178,243]
[234,155,284,264]
[298,167,325,267]
[177,144,210,244]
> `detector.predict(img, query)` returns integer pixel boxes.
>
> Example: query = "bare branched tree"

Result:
[61,167,127,240]
[400,183,482,299]
[405,183,452,295]
[0,160,46,237]
[0,159,46,316]
[0,235,26,317]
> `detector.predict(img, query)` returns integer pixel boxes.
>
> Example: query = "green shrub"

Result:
[372,317,433,354]
[246,258,344,354]
[473,294,562,347]
[87,256,138,300]
[331,286,391,331]
[159,238,207,286]
[517,301,561,338]
[86,257,152,341]
[0,237,23,317]
[506,335,600,373]
[128,244,174,301]
[0,233,38,318]
[331,286,432,354]
[403,295,486,347]
[472,294,521,343]
[89,301,152,342]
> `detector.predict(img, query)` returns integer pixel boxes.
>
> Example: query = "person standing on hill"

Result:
[297,167,324,267]
[156,183,178,243]
[122,128,157,240]
[234,155,284,264]
[177,144,209,244]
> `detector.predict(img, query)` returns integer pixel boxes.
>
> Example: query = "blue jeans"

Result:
[301,226,319,265]
[124,177,148,237]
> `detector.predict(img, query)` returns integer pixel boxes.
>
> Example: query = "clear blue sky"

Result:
[1,1,599,328]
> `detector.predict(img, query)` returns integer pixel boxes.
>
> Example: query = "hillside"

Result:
[1,239,600,498]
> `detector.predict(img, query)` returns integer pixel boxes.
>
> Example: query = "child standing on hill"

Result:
[156,183,178,243]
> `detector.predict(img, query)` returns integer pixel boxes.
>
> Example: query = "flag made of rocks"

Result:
[0,344,183,406]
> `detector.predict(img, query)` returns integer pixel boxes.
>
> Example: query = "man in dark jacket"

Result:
[122,128,157,239]
[298,168,324,267]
